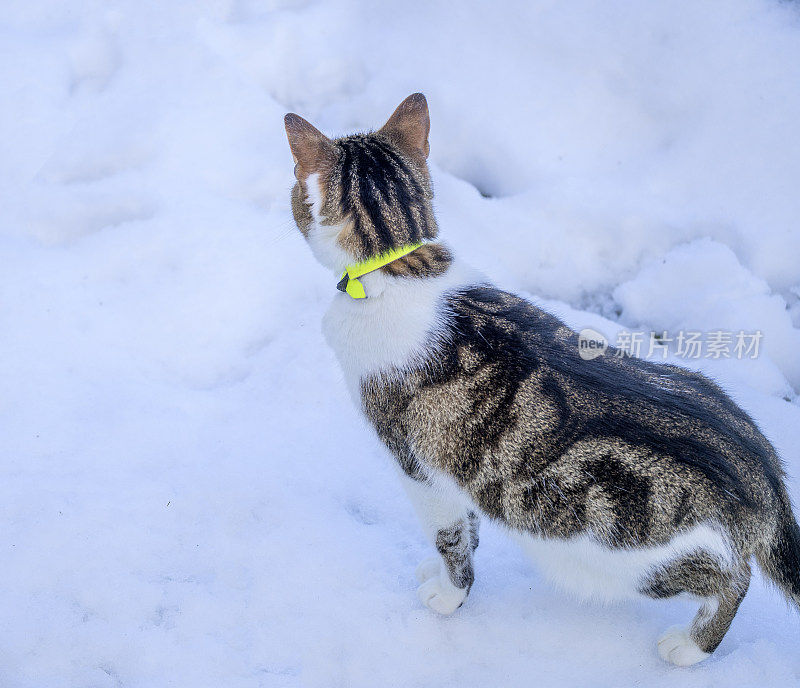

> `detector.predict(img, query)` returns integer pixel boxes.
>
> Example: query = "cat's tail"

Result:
[756,501,800,610]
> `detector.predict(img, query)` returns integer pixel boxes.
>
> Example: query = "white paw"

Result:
[414,556,441,583]
[417,572,468,615]
[658,626,711,666]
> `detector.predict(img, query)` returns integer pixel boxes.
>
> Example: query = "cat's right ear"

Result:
[379,93,430,159]
[284,113,336,179]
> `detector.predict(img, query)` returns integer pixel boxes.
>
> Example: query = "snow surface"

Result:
[2,1,800,686]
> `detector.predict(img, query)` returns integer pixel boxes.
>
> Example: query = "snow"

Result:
[614,238,800,397]
[1,1,799,686]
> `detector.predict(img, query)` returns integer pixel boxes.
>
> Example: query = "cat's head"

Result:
[284,94,445,277]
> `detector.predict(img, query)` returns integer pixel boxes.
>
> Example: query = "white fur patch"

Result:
[658,626,711,666]
[303,173,352,272]
[398,466,473,541]
[322,258,483,402]
[512,523,733,603]
[415,556,443,583]
[304,172,325,218]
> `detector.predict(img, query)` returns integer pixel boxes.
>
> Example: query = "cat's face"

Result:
[284,94,438,273]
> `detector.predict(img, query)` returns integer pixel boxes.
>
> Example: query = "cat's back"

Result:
[433,285,784,515]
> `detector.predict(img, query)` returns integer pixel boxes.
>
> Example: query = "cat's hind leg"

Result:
[400,473,478,615]
[643,554,750,666]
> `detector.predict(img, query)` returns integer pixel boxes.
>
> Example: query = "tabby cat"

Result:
[284,94,800,665]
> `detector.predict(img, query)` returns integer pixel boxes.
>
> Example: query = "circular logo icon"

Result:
[578,328,608,360]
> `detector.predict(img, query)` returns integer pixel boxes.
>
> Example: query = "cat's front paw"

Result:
[657,626,710,666]
[416,561,468,615]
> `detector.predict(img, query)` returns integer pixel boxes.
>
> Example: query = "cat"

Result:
[283,93,800,666]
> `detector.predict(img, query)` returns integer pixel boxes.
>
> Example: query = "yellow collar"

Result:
[336,242,424,299]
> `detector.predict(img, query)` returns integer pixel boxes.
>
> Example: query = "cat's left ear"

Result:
[284,113,337,179]
[379,93,430,159]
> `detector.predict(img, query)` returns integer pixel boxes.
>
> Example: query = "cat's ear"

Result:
[284,113,336,178]
[379,93,430,159]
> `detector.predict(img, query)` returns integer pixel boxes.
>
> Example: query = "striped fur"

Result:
[332,134,437,258]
